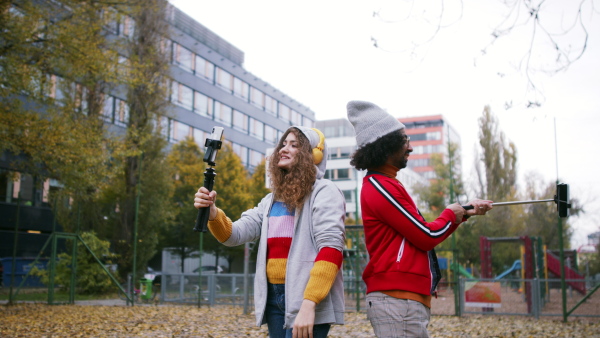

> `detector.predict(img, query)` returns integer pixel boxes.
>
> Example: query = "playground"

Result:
[431,234,597,318]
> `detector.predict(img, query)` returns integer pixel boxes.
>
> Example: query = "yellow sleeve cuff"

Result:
[207,208,232,243]
[303,261,339,304]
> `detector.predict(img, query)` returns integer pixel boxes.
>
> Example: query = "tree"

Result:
[371,0,597,107]
[248,159,271,206]
[459,106,523,271]
[30,232,118,294]
[97,0,173,279]
[413,141,466,252]
[521,172,582,249]
[162,137,205,273]
[202,143,253,271]
[0,0,121,199]
[414,142,466,212]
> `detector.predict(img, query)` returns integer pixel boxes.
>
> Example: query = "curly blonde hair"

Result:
[268,128,317,211]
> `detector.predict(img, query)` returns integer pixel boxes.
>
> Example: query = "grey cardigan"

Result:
[221,178,346,328]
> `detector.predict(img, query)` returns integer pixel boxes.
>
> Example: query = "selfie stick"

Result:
[193,127,224,232]
[462,183,571,218]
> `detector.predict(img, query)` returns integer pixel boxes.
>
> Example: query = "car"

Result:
[193,265,225,274]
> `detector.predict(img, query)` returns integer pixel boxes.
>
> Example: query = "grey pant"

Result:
[366,292,431,338]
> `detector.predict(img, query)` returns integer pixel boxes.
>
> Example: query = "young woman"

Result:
[194,126,346,338]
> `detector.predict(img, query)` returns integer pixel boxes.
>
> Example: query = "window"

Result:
[232,110,248,132]
[171,120,190,142]
[233,143,248,165]
[303,117,314,128]
[119,15,135,38]
[171,82,193,110]
[264,125,278,145]
[407,158,430,168]
[409,132,442,142]
[279,103,291,122]
[249,150,264,167]
[75,84,88,114]
[195,55,214,82]
[427,131,441,140]
[250,87,265,109]
[291,110,302,125]
[157,117,170,138]
[102,95,114,122]
[264,95,277,115]
[332,146,355,159]
[101,8,118,34]
[249,118,264,140]
[194,92,212,117]
[423,171,437,179]
[193,128,206,148]
[117,55,129,78]
[115,99,129,127]
[160,39,172,58]
[326,168,352,181]
[214,101,232,126]
[323,127,336,138]
[216,68,233,92]
[233,77,249,100]
[342,190,354,203]
[173,43,193,73]
[337,169,350,180]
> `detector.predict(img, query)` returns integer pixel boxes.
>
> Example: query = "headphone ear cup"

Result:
[312,147,323,165]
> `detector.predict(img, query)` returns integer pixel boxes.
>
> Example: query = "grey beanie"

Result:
[346,100,405,148]
[290,125,328,180]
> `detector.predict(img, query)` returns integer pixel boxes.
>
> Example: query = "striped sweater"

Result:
[208,202,343,304]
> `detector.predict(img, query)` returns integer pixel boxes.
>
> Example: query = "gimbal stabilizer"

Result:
[462,183,571,218]
[193,127,224,232]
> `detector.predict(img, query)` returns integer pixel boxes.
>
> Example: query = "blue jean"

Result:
[265,283,331,338]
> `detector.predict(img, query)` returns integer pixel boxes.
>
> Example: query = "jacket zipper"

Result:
[396,238,406,263]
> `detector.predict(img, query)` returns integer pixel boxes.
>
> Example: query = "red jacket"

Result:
[361,172,462,296]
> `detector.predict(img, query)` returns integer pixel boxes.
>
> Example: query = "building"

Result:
[398,115,461,180]
[136,4,315,169]
[0,3,316,258]
[316,118,428,222]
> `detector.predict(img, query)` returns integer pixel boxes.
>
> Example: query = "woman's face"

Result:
[277,132,300,170]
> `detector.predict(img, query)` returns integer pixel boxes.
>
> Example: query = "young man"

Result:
[346,100,493,338]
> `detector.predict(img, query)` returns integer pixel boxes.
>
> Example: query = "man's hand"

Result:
[194,187,218,221]
[463,199,494,217]
[292,299,316,338]
[446,203,466,223]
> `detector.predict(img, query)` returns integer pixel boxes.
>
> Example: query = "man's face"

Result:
[391,131,412,169]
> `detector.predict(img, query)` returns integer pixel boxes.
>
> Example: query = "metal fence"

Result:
[159,274,599,319]
[160,273,251,307]
[158,272,369,312]
[458,277,600,318]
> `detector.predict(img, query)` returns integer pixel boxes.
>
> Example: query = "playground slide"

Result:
[546,251,586,295]
[494,260,521,280]
[451,262,474,279]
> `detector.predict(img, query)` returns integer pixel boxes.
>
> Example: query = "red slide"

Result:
[546,251,586,295]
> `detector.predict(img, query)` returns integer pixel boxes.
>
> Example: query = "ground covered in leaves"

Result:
[1,303,599,337]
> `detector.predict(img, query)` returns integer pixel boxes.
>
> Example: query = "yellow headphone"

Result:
[311,128,325,165]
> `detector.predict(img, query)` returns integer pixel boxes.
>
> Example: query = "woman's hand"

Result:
[292,299,316,338]
[194,187,218,221]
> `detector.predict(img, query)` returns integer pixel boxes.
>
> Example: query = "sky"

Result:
[168,0,600,249]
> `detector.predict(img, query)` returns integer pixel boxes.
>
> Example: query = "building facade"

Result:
[399,115,461,180]
[316,119,428,222]
[0,3,316,258]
